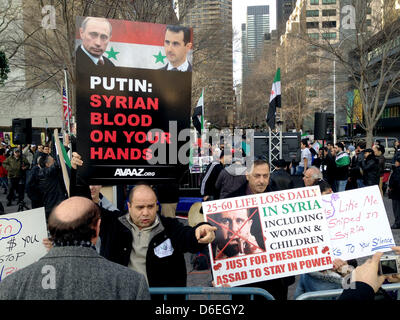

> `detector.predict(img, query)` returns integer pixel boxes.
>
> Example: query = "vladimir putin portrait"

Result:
[76,17,115,67]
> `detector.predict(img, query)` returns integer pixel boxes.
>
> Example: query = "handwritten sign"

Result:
[203,186,333,287]
[0,208,48,281]
[323,185,395,260]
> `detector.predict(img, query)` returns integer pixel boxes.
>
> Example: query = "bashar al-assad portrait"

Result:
[207,207,265,261]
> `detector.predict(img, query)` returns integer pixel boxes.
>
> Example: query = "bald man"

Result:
[0,197,150,300]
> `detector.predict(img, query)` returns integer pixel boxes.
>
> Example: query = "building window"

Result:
[307,90,318,97]
[322,21,336,28]
[322,32,337,39]
[322,9,336,16]
[307,21,319,28]
[306,10,319,17]
[322,0,336,4]
[310,0,319,4]
[308,33,320,40]
[306,79,319,87]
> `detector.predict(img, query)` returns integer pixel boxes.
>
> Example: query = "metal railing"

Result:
[296,283,400,300]
[149,287,275,300]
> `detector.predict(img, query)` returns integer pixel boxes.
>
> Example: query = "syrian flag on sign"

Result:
[192,89,204,135]
[75,19,193,69]
[266,68,281,130]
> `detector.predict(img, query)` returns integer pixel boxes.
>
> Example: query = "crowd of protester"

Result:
[0,133,400,301]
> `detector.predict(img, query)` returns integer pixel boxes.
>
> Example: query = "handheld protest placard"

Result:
[0,208,48,281]
[203,186,333,287]
[322,185,395,260]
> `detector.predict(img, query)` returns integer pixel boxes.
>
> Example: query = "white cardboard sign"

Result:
[203,186,333,287]
[0,207,48,281]
[323,185,395,261]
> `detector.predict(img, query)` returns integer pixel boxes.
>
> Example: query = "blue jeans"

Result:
[294,273,342,300]
[335,180,347,192]
[357,179,365,188]
[296,166,304,176]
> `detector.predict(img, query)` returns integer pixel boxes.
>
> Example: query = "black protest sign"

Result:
[76,66,191,185]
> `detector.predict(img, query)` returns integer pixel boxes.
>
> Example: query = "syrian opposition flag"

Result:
[266,68,281,130]
[75,18,193,69]
[192,89,204,135]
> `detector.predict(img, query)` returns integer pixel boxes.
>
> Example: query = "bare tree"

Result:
[294,0,400,145]
[1,0,185,112]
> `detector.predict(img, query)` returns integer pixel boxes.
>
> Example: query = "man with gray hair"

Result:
[303,166,323,187]
[76,16,114,67]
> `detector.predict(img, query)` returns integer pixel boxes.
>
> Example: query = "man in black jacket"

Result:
[222,160,294,300]
[269,159,294,191]
[99,183,216,292]
[361,149,380,187]
[37,154,68,219]
[321,147,337,192]
[200,150,225,200]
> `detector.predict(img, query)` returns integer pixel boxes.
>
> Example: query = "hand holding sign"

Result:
[71,152,83,169]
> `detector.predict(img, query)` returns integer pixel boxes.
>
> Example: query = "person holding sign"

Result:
[77,17,115,67]
[69,152,217,293]
[161,25,192,72]
[0,196,150,300]
[99,183,216,294]
[220,160,294,301]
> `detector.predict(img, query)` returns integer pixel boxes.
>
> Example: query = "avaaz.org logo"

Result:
[114,168,156,177]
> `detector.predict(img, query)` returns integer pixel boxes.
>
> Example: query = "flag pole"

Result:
[63,68,70,133]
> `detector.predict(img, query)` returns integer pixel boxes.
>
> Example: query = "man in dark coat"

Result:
[222,160,294,301]
[269,159,294,191]
[361,149,380,187]
[200,150,225,200]
[321,147,337,192]
[350,141,366,188]
[37,154,68,219]
[0,196,150,300]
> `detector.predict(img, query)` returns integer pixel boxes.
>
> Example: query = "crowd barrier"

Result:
[149,287,275,300]
[296,283,400,300]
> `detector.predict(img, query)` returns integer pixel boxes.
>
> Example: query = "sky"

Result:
[232,0,277,85]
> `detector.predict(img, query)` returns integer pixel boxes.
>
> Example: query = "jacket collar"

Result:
[41,246,100,260]
[118,213,165,238]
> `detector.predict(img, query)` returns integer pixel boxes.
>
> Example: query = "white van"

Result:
[373,136,398,161]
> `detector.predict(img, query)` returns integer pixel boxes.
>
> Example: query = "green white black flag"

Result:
[266,68,281,130]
